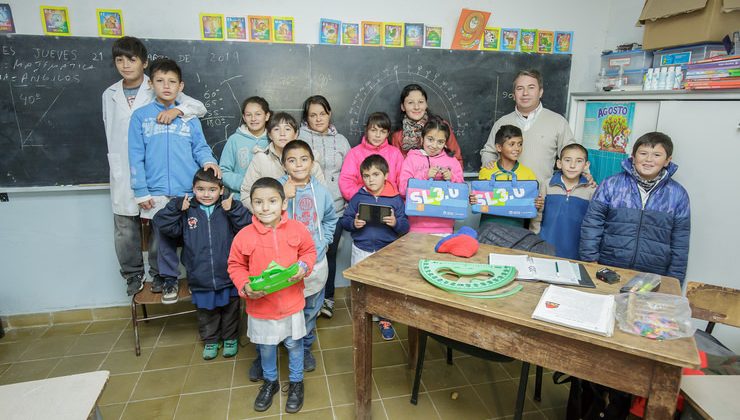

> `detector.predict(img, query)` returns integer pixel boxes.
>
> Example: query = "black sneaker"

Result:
[303,350,316,372]
[126,274,144,296]
[150,275,165,293]
[253,379,279,412]
[161,279,178,304]
[320,298,334,318]
[284,381,304,413]
[249,356,263,382]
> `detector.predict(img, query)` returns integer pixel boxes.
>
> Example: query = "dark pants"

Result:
[324,224,343,300]
[196,296,240,344]
[151,217,180,280]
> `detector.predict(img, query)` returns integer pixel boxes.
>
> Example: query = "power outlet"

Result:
[0,193,8,202]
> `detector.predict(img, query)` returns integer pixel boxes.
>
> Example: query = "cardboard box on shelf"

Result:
[637,0,740,50]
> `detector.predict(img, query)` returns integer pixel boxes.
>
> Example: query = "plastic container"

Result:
[601,50,654,73]
[615,292,693,340]
[652,43,727,68]
[605,68,648,87]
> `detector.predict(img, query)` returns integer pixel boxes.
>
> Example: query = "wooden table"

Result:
[344,233,700,420]
[680,375,740,419]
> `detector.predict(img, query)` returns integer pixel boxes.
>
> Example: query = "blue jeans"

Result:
[303,287,326,352]
[259,337,304,382]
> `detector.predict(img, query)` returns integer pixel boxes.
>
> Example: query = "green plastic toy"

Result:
[249,261,300,294]
[418,259,522,298]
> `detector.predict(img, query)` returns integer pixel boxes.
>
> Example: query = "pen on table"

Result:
[555,261,560,278]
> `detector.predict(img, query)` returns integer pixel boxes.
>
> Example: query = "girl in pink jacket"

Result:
[338,112,404,201]
[399,118,464,234]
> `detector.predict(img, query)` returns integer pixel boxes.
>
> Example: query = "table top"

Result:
[0,370,110,420]
[680,375,740,419]
[343,232,700,369]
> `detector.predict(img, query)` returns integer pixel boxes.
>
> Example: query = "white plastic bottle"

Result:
[616,65,624,89]
[666,66,675,90]
[643,68,654,91]
[657,67,668,90]
[673,66,683,90]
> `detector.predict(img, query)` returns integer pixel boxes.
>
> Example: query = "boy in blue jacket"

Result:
[341,154,409,339]
[154,168,250,359]
[128,58,221,303]
[580,132,691,284]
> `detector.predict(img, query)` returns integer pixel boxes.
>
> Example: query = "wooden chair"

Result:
[130,279,195,356]
[685,281,740,335]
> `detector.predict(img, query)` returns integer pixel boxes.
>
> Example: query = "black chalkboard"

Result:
[0,35,571,187]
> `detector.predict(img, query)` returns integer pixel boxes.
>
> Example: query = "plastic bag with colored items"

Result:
[614,292,693,340]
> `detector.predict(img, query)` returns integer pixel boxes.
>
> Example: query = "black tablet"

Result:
[358,203,392,224]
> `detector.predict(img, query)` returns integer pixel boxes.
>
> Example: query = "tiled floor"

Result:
[0,288,568,419]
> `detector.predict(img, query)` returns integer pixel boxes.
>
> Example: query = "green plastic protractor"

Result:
[451,283,524,299]
[418,259,518,293]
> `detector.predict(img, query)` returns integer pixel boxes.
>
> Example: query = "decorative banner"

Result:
[248,15,271,42]
[0,4,14,34]
[481,27,500,51]
[405,179,469,220]
[520,29,537,53]
[405,23,424,47]
[272,16,294,43]
[554,31,574,54]
[536,30,554,54]
[471,177,539,219]
[383,22,404,48]
[319,18,340,45]
[226,16,247,40]
[451,9,490,50]
[582,102,636,183]
[96,9,123,38]
[361,21,381,46]
[200,13,224,41]
[424,26,442,48]
[341,22,359,45]
[501,28,519,52]
[40,6,71,36]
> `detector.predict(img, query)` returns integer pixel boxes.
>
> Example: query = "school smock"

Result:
[390,120,464,167]
[128,100,216,202]
[102,75,206,215]
[298,123,351,214]
[238,143,326,211]
[338,136,404,201]
[219,126,269,200]
[228,213,317,320]
[478,161,538,228]
[580,159,690,283]
[340,181,410,253]
[530,172,596,260]
[398,149,464,234]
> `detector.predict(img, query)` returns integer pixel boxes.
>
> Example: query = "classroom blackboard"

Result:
[0,35,571,187]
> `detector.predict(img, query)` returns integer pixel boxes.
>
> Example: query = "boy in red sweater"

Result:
[228,177,316,414]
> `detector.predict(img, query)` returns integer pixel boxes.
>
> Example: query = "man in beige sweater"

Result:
[480,69,576,184]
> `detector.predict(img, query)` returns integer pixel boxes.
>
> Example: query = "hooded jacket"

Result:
[297,123,351,214]
[219,126,270,200]
[399,149,464,234]
[341,181,410,253]
[580,158,690,283]
[338,136,404,201]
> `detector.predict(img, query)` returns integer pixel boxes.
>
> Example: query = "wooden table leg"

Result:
[644,364,682,420]
[352,282,372,420]
[407,326,419,369]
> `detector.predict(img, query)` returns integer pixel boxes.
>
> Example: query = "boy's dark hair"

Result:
[148,58,182,82]
[632,132,674,158]
[365,112,391,132]
[192,167,224,188]
[241,96,271,124]
[266,112,298,133]
[250,177,285,201]
[513,69,543,90]
[360,154,389,175]
[301,95,332,122]
[495,125,523,145]
[112,36,147,62]
[559,143,589,161]
[281,140,314,164]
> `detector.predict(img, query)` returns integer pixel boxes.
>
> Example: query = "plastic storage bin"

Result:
[605,69,648,87]
[601,50,654,73]
[652,43,727,67]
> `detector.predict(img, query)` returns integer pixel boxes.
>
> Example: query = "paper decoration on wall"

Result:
[341,23,359,45]
[481,27,500,51]
[405,23,424,47]
[554,31,574,54]
[319,18,340,45]
[226,17,247,40]
[424,26,442,48]
[501,28,520,52]
[200,13,224,41]
[536,30,554,53]
[273,16,294,43]
[520,29,537,53]
[451,9,490,50]
[248,16,271,42]
[96,9,123,38]
[40,6,71,36]
[361,21,382,46]
[384,22,404,48]
[0,4,14,34]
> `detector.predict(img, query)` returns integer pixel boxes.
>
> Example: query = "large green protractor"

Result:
[418,259,522,298]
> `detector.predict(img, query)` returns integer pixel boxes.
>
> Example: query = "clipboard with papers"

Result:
[488,253,596,288]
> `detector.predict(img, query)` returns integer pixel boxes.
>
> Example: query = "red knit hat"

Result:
[435,226,479,258]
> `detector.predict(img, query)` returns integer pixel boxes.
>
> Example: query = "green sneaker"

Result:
[223,339,238,358]
[202,343,220,360]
